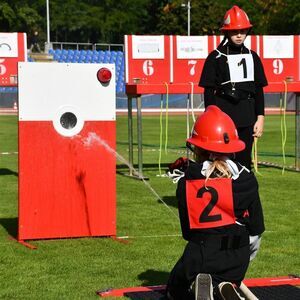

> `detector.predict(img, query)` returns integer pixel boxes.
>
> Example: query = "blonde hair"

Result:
[193,147,233,180]
[205,159,232,179]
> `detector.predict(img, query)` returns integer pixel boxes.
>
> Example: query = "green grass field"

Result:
[0,114,299,299]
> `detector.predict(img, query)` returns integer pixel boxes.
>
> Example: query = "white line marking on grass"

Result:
[117,234,181,239]
[0,151,18,155]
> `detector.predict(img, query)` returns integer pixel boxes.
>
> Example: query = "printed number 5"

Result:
[197,186,222,223]
[0,59,7,75]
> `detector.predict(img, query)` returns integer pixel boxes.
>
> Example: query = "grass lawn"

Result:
[0,114,299,299]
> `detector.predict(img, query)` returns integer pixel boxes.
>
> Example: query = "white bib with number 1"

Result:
[227,54,254,83]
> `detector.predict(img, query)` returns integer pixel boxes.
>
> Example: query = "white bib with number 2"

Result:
[227,54,254,83]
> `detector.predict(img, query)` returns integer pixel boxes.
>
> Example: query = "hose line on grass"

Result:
[158,82,169,175]
[186,82,196,159]
[280,80,288,174]
[164,82,169,154]
[252,137,261,175]
[158,94,164,175]
[186,93,190,139]
[189,82,196,123]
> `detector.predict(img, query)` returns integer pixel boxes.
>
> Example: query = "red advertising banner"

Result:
[125,35,171,84]
[259,35,300,92]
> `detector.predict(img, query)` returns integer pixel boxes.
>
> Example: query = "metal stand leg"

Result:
[127,96,133,176]
[124,94,149,180]
[136,95,148,180]
[296,93,300,171]
[136,95,143,176]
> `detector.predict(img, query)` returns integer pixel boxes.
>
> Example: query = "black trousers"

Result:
[166,234,250,300]
[235,126,254,170]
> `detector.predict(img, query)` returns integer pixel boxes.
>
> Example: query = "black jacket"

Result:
[177,160,265,243]
[199,43,268,127]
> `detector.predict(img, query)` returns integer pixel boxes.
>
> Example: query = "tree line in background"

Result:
[0,0,299,48]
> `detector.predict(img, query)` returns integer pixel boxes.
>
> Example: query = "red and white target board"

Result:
[260,35,300,92]
[125,35,300,94]
[125,35,172,84]
[172,36,212,85]
[0,32,27,86]
[18,63,116,240]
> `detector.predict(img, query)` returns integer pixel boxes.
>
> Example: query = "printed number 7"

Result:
[197,186,222,222]
[188,60,197,76]
[238,58,247,78]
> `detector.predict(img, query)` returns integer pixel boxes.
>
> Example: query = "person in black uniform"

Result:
[199,5,268,170]
[166,106,265,300]
[29,31,42,53]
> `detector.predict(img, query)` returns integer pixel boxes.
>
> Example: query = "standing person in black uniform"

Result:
[29,31,42,53]
[166,106,265,300]
[199,5,268,170]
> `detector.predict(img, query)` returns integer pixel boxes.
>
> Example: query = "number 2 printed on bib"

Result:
[186,178,236,229]
[227,54,254,83]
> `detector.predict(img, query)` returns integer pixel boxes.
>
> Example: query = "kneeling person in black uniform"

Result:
[166,106,265,300]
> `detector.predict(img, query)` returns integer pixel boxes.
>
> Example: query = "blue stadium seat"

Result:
[62,49,68,56]
[71,57,78,63]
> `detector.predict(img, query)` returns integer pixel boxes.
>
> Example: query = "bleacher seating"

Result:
[47,49,125,93]
[0,50,125,94]
[0,87,18,93]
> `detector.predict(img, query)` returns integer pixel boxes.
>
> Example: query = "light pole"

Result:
[181,1,191,36]
[45,0,51,52]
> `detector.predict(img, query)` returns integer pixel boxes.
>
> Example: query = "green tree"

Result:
[0,0,299,46]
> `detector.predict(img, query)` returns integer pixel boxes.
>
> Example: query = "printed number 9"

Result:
[273,59,283,75]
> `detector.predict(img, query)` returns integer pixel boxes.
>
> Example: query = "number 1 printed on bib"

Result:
[227,54,254,83]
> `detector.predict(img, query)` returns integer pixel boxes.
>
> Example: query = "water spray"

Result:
[82,132,179,221]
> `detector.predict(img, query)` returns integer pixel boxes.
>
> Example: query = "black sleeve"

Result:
[204,87,216,107]
[247,179,265,236]
[252,51,268,87]
[199,51,217,88]
[254,86,265,116]
[176,177,191,241]
[234,172,265,236]
[252,51,267,117]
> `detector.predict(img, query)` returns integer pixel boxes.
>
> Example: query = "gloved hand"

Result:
[167,157,188,183]
[249,235,262,261]
[168,157,188,173]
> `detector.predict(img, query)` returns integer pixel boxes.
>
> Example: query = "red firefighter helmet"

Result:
[186,105,245,153]
[220,5,252,31]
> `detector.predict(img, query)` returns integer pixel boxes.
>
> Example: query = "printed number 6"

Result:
[197,186,222,223]
[142,60,154,76]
